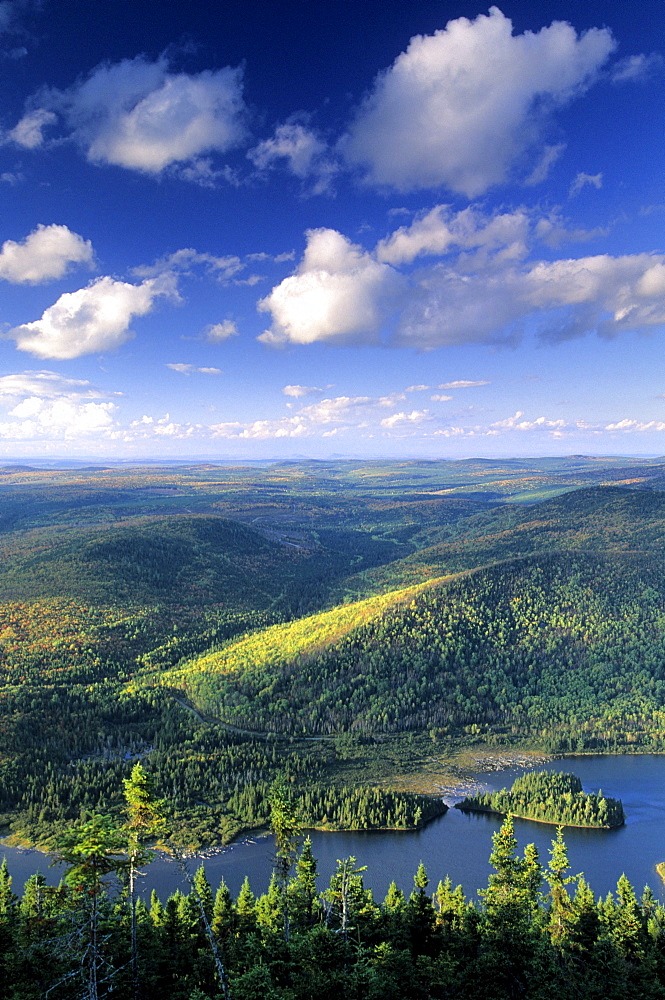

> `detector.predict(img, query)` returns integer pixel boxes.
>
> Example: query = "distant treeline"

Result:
[457,771,625,828]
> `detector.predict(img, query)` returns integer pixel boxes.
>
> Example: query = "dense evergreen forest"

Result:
[169,550,665,752]
[457,771,625,828]
[336,483,665,598]
[1,795,663,1000]
[1,458,665,849]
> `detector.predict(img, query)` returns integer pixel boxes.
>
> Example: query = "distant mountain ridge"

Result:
[335,485,665,598]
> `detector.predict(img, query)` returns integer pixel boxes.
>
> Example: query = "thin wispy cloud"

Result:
[569,172,603,197]
[439,380,490,389]
[166,363,222,375]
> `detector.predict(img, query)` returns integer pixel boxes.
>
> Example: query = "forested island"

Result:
[457,771,625,828]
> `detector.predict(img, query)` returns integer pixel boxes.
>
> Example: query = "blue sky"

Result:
[1,0,665,460]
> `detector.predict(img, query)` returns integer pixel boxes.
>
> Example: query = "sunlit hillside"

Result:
[165,548,665,752]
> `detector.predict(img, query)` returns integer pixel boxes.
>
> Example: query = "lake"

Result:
[3,754,664,904]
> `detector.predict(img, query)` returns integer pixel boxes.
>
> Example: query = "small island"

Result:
[456,770,625,828]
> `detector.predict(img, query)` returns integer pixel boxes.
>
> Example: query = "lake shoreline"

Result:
[0,746,651,855]
[1,754,664,903]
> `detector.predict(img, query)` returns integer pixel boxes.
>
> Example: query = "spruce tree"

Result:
[122,762,166,1000]
[545,826,578,949]
[289,835,320,931]
[268,775,300,944]
[53,814,128,1000]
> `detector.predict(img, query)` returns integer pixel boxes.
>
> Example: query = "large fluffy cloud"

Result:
[9,274,176,359]
[258,228,403,346]
[14,54,246,175]
[260,211,665,351]
[526,254,665,340]
[0,224,93,283]
[341,7,615,195]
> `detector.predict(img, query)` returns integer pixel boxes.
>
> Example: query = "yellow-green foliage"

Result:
[161,577,447,702]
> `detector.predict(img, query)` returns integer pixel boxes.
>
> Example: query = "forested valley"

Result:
[0,458,665,887]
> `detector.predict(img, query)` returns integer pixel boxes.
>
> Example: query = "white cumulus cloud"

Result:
[9,274,176,359]
[377,205,529,266]
[341,7,615,195]
[8,397,116,433]
[0,368,119,441]
[0,224,93,283]
[205,319,238,342]
[492,410,566,432]
[380,409,429,429]
[604,418,665,432]
[525,253,665,341]
[283,384,323,397]
[258,228,403,346]
[128,413,198,438]
[16,54,246,176]
[394,245,665,350]
[263,214,665,353]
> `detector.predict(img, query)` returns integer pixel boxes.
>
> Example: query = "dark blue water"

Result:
[3,755,665,903]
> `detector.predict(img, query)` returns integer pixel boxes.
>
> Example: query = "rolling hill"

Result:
[4,470,665,847]
[161,488,665,753]
[334,485,665,599]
